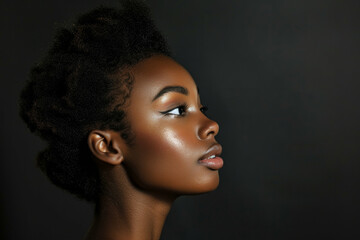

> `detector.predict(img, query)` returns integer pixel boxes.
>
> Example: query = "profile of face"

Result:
[112,55,223,196]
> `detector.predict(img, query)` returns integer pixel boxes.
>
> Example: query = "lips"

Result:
[198,144,223,170]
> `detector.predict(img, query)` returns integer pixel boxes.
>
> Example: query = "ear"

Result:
[88,130,124,165]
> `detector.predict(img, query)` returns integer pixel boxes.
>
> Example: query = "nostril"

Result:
[207,129,216,136]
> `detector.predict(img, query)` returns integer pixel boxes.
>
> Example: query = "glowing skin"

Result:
[85,55,223,240]
[122,55,222,195]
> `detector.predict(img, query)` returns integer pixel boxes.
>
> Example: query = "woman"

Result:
[19,1,223,239]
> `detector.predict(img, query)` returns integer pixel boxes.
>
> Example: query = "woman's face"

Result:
[121,55,223,196]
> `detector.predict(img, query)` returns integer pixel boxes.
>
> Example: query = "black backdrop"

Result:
[1,0,359,239]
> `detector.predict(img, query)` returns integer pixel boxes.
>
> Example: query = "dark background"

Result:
[1,0,359,239]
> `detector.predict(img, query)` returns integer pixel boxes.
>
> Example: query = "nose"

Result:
[198,116,219,140]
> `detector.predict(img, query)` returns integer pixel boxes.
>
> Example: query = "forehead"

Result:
[130,55,197,100]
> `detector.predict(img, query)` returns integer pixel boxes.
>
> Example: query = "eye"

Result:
[200,105,208,114]
[162,105,187,116]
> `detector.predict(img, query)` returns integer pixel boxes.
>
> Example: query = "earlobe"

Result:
[88,130,124,165]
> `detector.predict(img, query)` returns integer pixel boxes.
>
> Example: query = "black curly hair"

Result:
[19,0,171,202]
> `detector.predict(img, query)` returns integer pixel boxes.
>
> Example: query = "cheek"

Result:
[135,121,195,160]
[124,125,219,194]
[127,127,194,181]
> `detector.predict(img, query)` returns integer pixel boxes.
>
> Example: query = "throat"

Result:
[84,190,175,240]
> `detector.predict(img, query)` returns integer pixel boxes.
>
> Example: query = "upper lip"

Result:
[199,143,222,161]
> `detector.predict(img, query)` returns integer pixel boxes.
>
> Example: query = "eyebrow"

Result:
[152,86,189,102]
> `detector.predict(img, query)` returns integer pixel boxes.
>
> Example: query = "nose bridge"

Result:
[198,114,219,140]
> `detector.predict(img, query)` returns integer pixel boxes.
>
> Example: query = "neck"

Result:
[84,166,177,240]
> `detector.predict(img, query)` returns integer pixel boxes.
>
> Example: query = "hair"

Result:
[19,0,171,202]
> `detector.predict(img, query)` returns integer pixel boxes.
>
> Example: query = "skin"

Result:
[85,55,222,240]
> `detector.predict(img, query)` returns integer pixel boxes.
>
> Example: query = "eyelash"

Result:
[161,104,208,117]
[200,106,208,114]
[161,104,188,117]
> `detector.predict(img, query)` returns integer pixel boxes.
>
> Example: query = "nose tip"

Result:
[199,117,219,140]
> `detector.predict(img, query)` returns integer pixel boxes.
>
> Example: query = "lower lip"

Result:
[198,157,224,170]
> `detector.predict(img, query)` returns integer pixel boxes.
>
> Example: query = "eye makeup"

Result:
[160,104,188,116]
[160,104,208,117]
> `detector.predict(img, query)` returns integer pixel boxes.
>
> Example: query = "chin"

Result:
[182,172,220,195]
